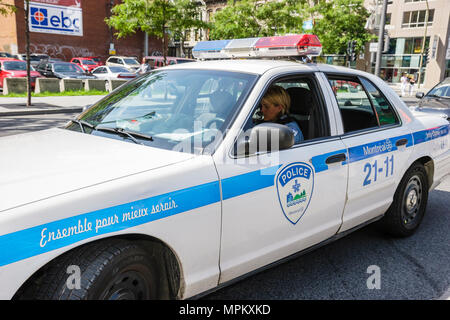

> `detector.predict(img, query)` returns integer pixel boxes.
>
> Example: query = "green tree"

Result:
[0,0,16,16]
[310,0,376,55]
[209,0,307,40]
[209,0,374,60]
[106,0,208,62]
[170,0,209,57]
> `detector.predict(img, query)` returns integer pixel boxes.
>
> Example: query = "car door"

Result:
[0,62,4,88]
[214,72,349,283]
[92,67,106,79]
[325,74,413,232]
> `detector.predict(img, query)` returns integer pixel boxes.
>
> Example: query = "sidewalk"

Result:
[387,82,431,99]
[0,95,106,116]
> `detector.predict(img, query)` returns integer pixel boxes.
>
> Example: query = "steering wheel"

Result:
[205,117,225,129]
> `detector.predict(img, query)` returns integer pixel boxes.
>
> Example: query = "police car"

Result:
[0,35,449,300]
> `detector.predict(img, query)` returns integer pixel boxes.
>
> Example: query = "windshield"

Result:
[3,61,27,71]
[427,84,450,98]
[81,59,96,65]
[67,69,257,153]
[123,58,139,65]
[109,66,130,73]
[54,63,83,73]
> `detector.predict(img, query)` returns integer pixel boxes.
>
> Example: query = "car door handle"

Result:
[325,153,347,164]
[395,138,408,147]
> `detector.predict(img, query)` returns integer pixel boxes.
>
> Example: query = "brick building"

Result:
[0,0,162,63]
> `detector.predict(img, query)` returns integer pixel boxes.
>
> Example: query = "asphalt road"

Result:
[0,112,449,300]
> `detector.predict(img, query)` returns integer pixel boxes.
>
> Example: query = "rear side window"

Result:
[327,75,398,133]
[360,78,399,126]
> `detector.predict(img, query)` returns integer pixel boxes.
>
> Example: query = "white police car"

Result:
[0,35,449,300]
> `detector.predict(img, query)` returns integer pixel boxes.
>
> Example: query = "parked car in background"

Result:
[70,57,101,73]
[17,53,51,67]
[106,56,140,72]
[91,65,137,91]
[0,58,42,90]
[142,56,195,69]
[414,77,450,122]
[91,65,136,80]
[0,52,15,58]
[84,56,104,66]
[35,61,96,79]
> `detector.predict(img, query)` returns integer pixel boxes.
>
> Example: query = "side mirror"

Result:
[234,123,295,157]
[415,92,424,99]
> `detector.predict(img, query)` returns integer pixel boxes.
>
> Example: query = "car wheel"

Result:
[21,239,159,300]
[379,163,429,237]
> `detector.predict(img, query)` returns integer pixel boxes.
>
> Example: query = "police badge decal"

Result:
[276,162,314,225]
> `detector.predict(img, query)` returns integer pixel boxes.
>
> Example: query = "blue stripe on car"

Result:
[0,126,448,266]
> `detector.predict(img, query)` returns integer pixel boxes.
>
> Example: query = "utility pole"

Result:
[417,0,429,89]
[374,0,388,78]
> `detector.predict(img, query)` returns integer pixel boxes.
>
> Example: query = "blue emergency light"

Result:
[191,39,231,59]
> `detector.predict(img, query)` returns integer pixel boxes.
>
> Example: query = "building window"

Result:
[402,9,434,28]
[385,13,391,25]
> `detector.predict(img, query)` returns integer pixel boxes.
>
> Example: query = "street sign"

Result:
[369,43,378,53]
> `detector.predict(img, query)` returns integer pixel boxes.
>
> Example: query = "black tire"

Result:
[21,239,159,300]
[379,163,429,237]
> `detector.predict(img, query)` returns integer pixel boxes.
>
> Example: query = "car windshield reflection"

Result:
[67,69,257,153]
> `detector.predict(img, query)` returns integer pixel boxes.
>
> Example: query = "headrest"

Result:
[286,87,314,115]
[210,90,234,115]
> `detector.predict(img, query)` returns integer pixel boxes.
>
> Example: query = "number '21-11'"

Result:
[363,155,394,186]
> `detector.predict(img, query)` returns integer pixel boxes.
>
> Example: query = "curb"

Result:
[0,107,84,117]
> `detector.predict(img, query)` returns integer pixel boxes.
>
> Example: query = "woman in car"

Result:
[260,85,304,144]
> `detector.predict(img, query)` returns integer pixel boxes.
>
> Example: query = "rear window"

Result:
[109,66,129,73]
[123,58,138,65]
[327,75,399,133]
[54,63,83,73]
[3,61,27,71]
[81,59,96,65]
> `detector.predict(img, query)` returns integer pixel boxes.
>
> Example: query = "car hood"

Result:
[0,128,195,212]
[418,97,450,110]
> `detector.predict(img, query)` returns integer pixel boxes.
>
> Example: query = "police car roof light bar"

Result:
[192,34,322,60]
[223,37,260,58]
[192,39,231,59]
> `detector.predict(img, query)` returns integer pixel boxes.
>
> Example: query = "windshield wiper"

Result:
[71,119,96,133]
[94,126,153,145]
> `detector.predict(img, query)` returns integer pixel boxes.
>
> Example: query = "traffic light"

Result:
[421,46,431,66]
[348,40,357,62]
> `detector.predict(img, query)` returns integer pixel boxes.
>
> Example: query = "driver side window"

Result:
[242,75,330,144]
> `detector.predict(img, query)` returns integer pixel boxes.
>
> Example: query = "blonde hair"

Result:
[262,85,291,115]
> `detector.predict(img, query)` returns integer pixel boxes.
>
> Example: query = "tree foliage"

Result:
[309,0,376,55]
[209,0,308,40]
[209,0,375,55]
[0,0,17,16]
[105,0,208,59]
